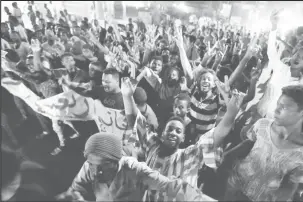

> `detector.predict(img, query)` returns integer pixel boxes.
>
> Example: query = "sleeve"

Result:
[165,178,217,201]
[132,111,158,152]
[69,161,93,198]
[289,164,303,184]
[245,119,262,142]
[123,157,170,191]
[146,105,159,130]
[184,128,217,169]
[144,68,162,89]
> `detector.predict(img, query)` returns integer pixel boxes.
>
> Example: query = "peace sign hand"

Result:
[215,75,231,106]
[226,90,245,117]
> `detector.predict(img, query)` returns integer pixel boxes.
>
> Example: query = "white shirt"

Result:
[257,30,301,119]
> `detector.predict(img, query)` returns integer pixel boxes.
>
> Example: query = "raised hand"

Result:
[250,59,262,82]
[180,76,188,91]
[215,75,231,106]
[121,77,137,96]
[31,39,41,52]
[245,36,261,59]
[226,90,245,117]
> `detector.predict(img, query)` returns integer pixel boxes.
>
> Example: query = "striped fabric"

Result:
[188,90,220,137]
[132,112,217,202]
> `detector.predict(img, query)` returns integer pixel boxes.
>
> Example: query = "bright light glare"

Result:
[278,9,302,35]
[123,1,144,8]
[177,2,189,13]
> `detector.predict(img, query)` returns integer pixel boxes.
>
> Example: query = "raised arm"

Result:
[174,26,194,85]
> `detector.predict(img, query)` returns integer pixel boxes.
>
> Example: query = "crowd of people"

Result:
[1,1,303,201]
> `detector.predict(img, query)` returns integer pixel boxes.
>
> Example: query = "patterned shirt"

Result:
[69,156,213,201]
[227,118,303,201]
[189,89,220,136]
[133,112,217,201]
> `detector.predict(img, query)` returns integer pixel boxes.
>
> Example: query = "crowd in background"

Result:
[1,1,303,201]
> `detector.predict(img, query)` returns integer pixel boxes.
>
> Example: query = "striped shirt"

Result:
[133,112,217,202]
[189,89,220,137]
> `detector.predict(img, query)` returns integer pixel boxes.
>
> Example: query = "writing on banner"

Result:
[2,77,135,140]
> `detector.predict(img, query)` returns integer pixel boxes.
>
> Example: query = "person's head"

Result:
[156,39,167,53]
[28,5,33,11]
[9,16,19,27]
[25,55,36,73]
[161,116,186,149]
[197,69,216,93]
[59,10,64,17]
[274,85,303,127]
[150,56,163,75]
[59,31,68,41]
[1,22,9,33]
[102,68,120,93]
[94,19,99,27]
[205,27,210,36]
[169,51,179,67]
[61,53,76,71]
[89,61,104,79]
[64,9,68,15]
[35,10,41,18]
[161,47,170,64]
[290,47,303,78]
[128,18,132,24]
[188,35,196,45]
[12,2,18,8]
[44,3,48,8]
[173,93,191,118]
[167,67,181,87]
[4,7,10,14]
[83,133,121,183]
[82,44,94,59]
[1,146,22,201]
[296,26,303,42]
[45,29,56,42]
[72,26,81,36]
[133,87,147,111]
[10,31,21,43]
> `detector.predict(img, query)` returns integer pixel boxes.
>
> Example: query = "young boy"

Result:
[133,87,158,132]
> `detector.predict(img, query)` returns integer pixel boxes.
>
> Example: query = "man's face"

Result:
[150,59,163,75]
[290,49,303,78]
[10,33,20,43]
[199,72,215,93]
[157,42,165,52]
[60,33,68,41]
[89,65,102,78]
[26,58,35,73]
[162,120,185,149]
[87,154,118,183]
[73,27,81,36]
[170,55,179,66]
[82,48,93,59]
[62,56,76,71]
[94,19,99,27]
[274,95,303,126]
[102,73,119,93]
[1,24,9,33]
[173,99,189,118]
[167,69,179,86]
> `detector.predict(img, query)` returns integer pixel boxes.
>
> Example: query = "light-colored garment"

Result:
[12,8,22,18]
[14,25,28,42]
[14,42,31,62]
[227,118,303,201]
[1,38,11,50]
[68,156,214,201]
[257,30,292,119]
[141,104,159,130]
[132,111,217,201]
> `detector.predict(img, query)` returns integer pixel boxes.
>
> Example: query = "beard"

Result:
[167,79,178,87]
[96,167,118,183]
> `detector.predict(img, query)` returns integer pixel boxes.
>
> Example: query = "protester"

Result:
[1,3,302,202]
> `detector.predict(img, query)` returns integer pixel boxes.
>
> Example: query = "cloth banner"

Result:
[1,77,135,140]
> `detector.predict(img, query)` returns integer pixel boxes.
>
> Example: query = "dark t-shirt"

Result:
[85,86,124,110]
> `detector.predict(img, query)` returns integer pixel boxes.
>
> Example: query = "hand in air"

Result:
[121,77,137,96]
[31,39,41,52]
